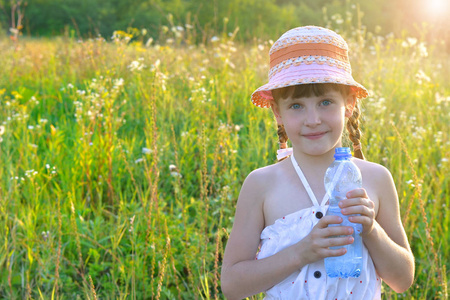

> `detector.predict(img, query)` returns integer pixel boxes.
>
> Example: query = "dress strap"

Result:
[290,154,329,207]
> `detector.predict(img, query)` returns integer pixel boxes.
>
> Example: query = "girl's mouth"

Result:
[303,132,327,140]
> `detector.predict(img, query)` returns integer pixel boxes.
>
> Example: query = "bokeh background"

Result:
[0,0,448,299]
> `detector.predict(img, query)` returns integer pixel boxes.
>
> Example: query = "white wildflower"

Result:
[407,37,417,47]
[211,36,220,43]
[114,78,124,87]
[145,37,153,47]
[135,158,145,164]
[142,147,153,155]
[128,60,145,72]
[418,42,428,58]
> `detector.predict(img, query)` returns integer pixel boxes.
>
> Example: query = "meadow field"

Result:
[0,23,448,299]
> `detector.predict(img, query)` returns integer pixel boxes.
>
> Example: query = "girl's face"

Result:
[271,89,355,157]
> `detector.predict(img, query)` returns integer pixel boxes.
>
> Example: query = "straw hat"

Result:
[251,26,368,108]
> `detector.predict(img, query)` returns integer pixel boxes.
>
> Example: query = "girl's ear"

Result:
[345,94,357,118]
[270,101,283,125]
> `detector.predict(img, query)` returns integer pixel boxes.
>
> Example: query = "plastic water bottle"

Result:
[324,147,363,278]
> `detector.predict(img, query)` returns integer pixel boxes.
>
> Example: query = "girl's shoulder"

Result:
[352,158,393,178]
[352,158,396,190]
[240,159,292,201]
[244,160,287,189]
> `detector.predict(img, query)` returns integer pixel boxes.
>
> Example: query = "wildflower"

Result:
[68,83,74,89]
[128,60,145,72]
[135,158,144,164]
[41,231,50,241]
[407,37,417,47]
[150,59,161,71]
[114,78,124,88]
[142,147,153,154]
[145,37,153,47]
[415,70,431,85]
[418,42,428,58]
[0,125,4,135]
[211,36,220,43]
[169,164,182,178]
[129,215,135,233]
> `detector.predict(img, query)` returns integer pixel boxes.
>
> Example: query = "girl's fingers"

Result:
[339,197,374,209]
[340,205,375,218]
[314,215,343,229]
[346,188,368,199]
[323,225,354,237]
[324,236,354,248]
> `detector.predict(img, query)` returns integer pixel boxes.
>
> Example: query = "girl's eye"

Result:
[291,103,302,109]
[321,99,332,106]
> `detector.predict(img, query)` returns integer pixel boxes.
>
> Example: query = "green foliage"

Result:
[0,19,449,300]
[0,0,448,43]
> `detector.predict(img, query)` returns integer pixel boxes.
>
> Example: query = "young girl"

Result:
[221,26,414,299]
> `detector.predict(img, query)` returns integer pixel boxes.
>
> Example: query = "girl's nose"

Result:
[304,108,322,126]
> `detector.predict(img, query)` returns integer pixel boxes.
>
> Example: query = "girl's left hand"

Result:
[338,188,376,237]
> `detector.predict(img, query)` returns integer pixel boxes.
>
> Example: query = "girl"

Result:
[221,26,414,299]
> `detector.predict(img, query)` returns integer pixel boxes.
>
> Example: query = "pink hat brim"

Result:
[251,62,368,108]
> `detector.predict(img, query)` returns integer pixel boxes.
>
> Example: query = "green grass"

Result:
[0,26,448,299]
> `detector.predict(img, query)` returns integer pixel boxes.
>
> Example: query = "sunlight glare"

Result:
[426,0,449,17]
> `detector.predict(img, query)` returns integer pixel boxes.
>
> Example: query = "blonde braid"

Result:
[277,125,289,162]
[346,102,365,160]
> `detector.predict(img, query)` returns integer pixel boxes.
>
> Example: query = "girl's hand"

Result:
[339,188,376,237]
[298,216,354,265]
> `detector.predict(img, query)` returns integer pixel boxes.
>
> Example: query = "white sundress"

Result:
[256,155,381,300]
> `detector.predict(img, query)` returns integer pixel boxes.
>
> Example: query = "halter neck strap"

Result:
[290,154,329,207]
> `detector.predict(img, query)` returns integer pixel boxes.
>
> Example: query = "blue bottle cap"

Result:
[334,147,351,160]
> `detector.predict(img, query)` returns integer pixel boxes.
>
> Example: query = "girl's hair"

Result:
[271,83,365,160]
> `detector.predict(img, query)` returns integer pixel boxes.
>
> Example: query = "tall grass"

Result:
[0,19,448,299]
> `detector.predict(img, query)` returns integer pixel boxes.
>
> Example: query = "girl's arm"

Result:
[221,169,355,300]
[341,165,415,293]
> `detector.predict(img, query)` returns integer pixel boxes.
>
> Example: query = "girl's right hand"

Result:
[297,215,354,265]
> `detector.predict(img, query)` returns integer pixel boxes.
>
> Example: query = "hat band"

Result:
[269,55,351,80]
[270,43,348,68]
